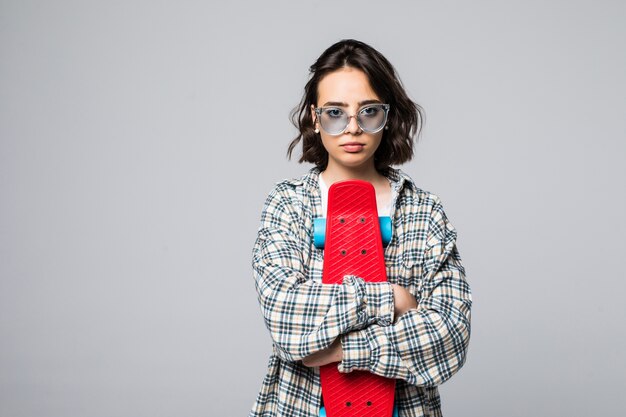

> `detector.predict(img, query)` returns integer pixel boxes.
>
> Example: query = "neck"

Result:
[322,161,382,184]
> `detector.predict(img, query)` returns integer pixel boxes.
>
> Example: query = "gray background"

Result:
[1,1,625,416]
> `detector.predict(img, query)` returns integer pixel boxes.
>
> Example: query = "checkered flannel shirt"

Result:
[250,168,472,417]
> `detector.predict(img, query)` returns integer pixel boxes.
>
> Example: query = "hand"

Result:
[392,284,418,319]
[302,338,343,367]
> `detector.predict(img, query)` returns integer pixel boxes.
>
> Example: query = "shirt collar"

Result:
[296,166,414,195]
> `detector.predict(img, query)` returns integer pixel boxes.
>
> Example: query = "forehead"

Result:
[317,67,380,105]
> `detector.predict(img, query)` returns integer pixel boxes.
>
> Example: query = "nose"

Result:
[344,115,361,134]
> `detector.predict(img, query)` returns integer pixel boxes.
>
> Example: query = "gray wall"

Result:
[1,1,625,416]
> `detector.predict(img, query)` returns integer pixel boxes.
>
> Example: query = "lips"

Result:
[341,142,365,152]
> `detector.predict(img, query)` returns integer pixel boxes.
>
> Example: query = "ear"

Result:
[310,104,317,124]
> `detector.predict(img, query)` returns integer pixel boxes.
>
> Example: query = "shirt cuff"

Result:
[338,329,371,373]
[342,275,395,327]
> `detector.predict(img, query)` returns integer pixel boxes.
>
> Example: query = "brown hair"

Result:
[287,39,424,172]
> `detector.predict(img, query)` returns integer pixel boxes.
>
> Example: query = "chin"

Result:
[337,156,375,169]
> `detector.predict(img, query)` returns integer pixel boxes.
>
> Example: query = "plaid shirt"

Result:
[250,168,472,417]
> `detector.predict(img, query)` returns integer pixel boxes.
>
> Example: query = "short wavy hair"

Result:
[288,39,424,172]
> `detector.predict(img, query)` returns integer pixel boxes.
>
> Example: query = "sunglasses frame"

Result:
[314,103,390,136]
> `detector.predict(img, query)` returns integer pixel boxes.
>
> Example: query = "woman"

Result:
[250,39,472,417]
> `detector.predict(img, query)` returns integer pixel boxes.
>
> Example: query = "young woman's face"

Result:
[311,67,385,172]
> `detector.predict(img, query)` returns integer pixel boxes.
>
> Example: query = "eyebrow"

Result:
[321,99,382,107]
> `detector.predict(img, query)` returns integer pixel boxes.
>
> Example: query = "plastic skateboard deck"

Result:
[319,180,396,417]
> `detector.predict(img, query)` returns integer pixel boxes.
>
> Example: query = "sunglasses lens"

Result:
[319,108,347,135]
[358,105,387,133]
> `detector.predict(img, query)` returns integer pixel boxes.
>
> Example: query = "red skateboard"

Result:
[318,180,395,417]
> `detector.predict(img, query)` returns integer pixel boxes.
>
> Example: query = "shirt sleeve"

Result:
[253,184,395,363]
[338,197,472,387]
